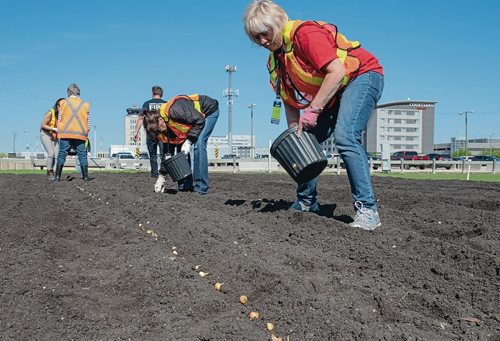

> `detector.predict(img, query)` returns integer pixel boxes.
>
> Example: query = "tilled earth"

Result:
[0,172,499,341]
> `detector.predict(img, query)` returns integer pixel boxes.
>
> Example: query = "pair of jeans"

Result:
[295,71,384,211]
[176,109,220,193]
[147,132,163,177]
[193,109,220,193]
[57,139,88,168]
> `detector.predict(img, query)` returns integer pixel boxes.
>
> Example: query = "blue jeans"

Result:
[179,109,220,193]
[147,133,163,177]
[57,139,88,168]
[176,109,219,192]
[296,72,384,211]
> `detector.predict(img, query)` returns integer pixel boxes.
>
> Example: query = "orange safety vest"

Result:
[268,20,361,109]
[47,109,58,140]
[57,97,90,141]
[156,94,204,144]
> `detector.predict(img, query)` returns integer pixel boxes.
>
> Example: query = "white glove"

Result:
[154,174,166,193]
[181,140,192,155]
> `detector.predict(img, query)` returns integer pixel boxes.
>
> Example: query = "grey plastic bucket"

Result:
[270,126,327,183]
[163,152,192,182]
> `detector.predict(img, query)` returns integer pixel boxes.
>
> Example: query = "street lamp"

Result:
[459,110,473,155]
[248,104,256,158]
[224,65,238,155]
[490,133,495,155]
[94,125,97,158]
[13,131,17,154]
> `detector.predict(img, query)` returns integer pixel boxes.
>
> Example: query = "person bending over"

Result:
[243,0,384,230]
[143,94,219,194]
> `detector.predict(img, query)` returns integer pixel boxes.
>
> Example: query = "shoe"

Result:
[290,201,319,212]
[178,188,194,192]
[54,164,64,182]
[80,165,93,181]
[47,170,55,181]
[349,201,381,231]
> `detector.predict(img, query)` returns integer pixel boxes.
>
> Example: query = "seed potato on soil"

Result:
[0,173,499,340]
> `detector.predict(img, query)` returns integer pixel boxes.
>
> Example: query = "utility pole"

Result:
[248,104,256,159]
[224,65,238,155]
[13,131,17,154]
[94,125,97,158]
[460,110,473,155]
[490,133,495,155]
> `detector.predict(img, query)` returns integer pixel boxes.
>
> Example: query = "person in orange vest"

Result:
[244,0,384,230]
[40,98,64,179]
[143,94,219,194]
[54,83,92,181]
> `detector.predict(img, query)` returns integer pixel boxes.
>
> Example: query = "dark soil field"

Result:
[1,172,499,340]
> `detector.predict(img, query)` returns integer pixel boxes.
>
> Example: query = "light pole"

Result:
[24,130,30,155]
[94,125,97,158]
[490,133,495,155]
[248,104,256,159]
[13,131,17,154]
[460,110,473,155]
[224,65,238,155]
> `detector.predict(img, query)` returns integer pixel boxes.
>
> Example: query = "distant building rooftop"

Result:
[126,107,141,115]
[377,100,437,108]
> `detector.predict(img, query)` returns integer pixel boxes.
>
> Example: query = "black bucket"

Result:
[163,152,192,182]
[270,126,327,183]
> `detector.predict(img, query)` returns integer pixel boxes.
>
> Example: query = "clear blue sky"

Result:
[1,0,499,154]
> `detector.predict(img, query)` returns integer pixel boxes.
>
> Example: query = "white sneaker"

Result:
[349,201,381,231]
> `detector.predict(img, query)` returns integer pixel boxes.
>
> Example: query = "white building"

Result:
[125,107,147,148]
[320,100,437,156]
[366,100,436,154]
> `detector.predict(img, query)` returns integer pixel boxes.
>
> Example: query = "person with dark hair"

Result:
[133,85,166,178]
[243,0,384,230]
[54,83,92,181]
[143,94,219,194]
[40,98,65,179]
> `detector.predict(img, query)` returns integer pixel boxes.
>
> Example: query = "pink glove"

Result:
[298,107,321,133]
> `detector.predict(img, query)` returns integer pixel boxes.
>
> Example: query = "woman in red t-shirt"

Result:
[244,0,384,231]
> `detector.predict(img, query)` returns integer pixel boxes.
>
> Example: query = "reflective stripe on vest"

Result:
[268,20,361,109]
[58,98,88,140]
[158,94,204,144]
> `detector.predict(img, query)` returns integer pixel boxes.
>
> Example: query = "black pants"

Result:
[146,133,163,177]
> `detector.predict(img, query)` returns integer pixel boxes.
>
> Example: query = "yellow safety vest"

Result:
[268,20,361,109]
[157,94,203,144]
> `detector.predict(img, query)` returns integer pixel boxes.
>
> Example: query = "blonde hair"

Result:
[243,0,288,45]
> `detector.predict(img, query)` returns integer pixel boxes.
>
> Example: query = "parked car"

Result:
[423,153,453,169]
[453,156,472,161]
[390,150,419,161]
[425,153,452,161]
[138,152,150,160]
[470,155,500,165]
[470,155,499,162]
[111,153,142,169]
